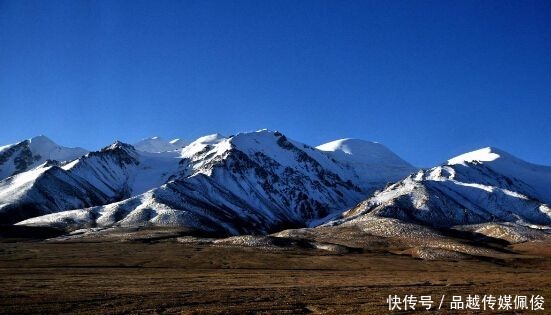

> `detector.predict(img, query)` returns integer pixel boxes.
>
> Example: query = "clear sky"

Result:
[1,0,550,167]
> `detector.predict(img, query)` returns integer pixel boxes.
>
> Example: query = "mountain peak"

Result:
[0,135,88,181]
[316,138,413,167]
[26,135,88,159]
[27,135,58,150]
[181,133,227,158]
[133,136,183,153]
[26,135,88,156]
[317,138,380,153]
[194,133,226,144]
[29,135,55,143]
[447,147,510,165]
[231,129,282,140]
[103,140,135,152]
[229,130,291,153]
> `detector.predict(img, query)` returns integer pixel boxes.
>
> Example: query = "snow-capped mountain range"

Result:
[1,130,549,238]
[2,130,415,232]
[331,147,551,228]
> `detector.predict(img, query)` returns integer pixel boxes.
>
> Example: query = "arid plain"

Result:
[0,227,549,315]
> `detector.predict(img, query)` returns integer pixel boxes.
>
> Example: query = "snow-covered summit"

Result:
[103,140,135,151]
[179,130,415,189]
[0,135,88,180]
[446,147,551,204]
[168,138,188,149]
[27,135,88,161]
[133,136,187,153]
[317,138,413,167]
[181,133,227,158]
[331,146,551,229]
[316,138,416,187]
[194,133,226,144]
[448,147,508,165]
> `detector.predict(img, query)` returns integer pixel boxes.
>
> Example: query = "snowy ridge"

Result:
[330,147,551,228]
[317,138,409,166]
[0,135,88,180]
[5,134,551,237]
[133,136,188,153]
[169,138,187,147]
[447,147,502,165]
[0,141,182,224]
[0,162,108,224]
[14,130,415,234]
[449,147,551,204]
[63,141,182,197]
[316,138,416,187]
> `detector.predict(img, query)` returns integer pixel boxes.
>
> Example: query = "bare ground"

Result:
[0,237,550,315]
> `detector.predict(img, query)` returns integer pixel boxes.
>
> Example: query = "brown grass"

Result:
[0,240,549,314]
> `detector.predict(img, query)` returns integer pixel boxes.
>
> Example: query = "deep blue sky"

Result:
[1,0,550,167]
